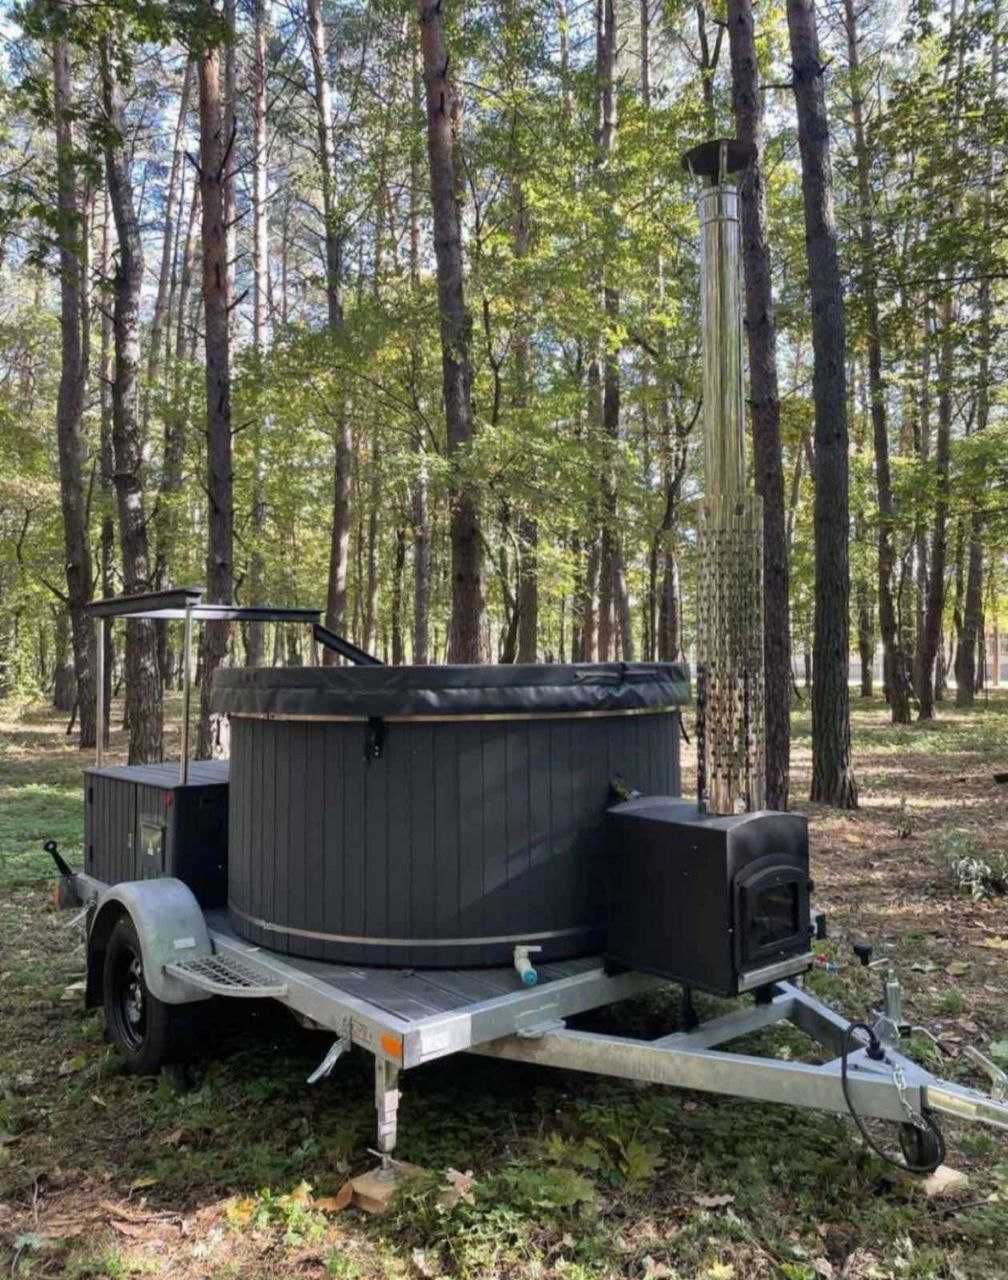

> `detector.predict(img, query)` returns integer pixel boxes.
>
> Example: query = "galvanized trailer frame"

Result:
[66,870,1008,1161]
[68,589,1008,1166]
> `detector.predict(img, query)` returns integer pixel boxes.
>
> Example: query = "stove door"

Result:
[735,861,811,969]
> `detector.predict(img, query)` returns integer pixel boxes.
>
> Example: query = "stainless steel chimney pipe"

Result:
[684,140,766,815]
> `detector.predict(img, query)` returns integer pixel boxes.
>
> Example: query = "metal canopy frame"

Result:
[83,588,322,783]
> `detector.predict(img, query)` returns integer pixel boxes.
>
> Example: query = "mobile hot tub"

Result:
[213,662,690,967]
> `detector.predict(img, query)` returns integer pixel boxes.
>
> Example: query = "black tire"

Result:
[102,915,182,1074]
[898,1119,944,1172]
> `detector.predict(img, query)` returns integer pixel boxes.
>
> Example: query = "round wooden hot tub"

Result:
[212,662,690,967]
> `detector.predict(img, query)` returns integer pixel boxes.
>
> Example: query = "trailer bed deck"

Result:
[201,908,662,1068]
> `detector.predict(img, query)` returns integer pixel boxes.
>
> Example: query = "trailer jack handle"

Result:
[308,1032,351,1084]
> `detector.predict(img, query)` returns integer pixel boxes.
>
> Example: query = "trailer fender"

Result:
[86,879,214,1007]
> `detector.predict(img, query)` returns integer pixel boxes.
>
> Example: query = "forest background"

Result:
[0,0,1005,812]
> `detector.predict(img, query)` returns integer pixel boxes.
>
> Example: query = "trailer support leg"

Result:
[374,1058,400,1163]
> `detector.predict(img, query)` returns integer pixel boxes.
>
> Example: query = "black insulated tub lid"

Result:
[213,661,691,719]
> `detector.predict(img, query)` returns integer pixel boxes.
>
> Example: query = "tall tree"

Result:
[196,27,234,756]
[417,0,484,661]
[954,4,999,705]
[99,37,164,763]
[306,0,354,655]
[841,0,913,724]
[52,31,96,747]
[787,0,857,807]
[594,0,633,662]
[726,0,791,807]
[246,0,270,665]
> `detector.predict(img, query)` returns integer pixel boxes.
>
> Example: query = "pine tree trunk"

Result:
[418,0,484,661]
[101,42,164,764]
[954,13,998,706]
[52,609,76,711]
[787,0,857,807]
[842,0,912,723]
[247,0,270,666]
[594,0,633,663]
[146,62,193,428]
[727,0,791,806]
[307,0,355,654]
[918,296,953,719]
[392,526,407,665]
[196,35,234,757]
[98,191,116,733]
[52,34,96,749]
[913,312,932,703]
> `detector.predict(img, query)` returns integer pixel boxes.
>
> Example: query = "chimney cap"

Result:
[682,139,753,181]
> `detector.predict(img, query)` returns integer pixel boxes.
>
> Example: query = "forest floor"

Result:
[1,692,1007,1280]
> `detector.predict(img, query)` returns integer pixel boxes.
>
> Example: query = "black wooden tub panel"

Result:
[222,665,686,969]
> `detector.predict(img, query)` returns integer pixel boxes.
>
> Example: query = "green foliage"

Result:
[938,828,1008,899]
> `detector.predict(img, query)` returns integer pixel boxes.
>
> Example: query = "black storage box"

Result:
[606,798,812,996]
[84,760,229,907]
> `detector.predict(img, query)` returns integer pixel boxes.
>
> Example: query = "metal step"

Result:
[165,953,289,998]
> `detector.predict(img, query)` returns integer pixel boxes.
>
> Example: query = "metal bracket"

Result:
[964,1047,1008,1102]
[308,1028,352,1084]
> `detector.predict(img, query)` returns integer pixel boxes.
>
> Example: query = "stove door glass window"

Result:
[749,882,799,949]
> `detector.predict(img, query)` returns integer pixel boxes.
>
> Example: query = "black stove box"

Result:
[84,760,229,907]
[606,798,812,996]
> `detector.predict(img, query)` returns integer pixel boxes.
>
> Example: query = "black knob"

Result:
[853,941,873,967]
[814,913,828,941]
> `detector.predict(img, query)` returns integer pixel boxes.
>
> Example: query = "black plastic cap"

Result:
[681,138,753,180]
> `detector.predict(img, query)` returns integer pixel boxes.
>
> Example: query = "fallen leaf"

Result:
[643,1257,676,1279]
[813,1258,835,1279]
[160,1128,184,1147]
[693,1193,734,1209]
[704,1265,734,1280]
[947,961,970,976]
[129,1176,159,1192]
[224,1196,256,1229]
[978,936,1008,951]
[90,1094,107,1108]
[438,1167,475,1208]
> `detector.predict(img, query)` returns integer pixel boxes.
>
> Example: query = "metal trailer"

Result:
[53,590,1008,1176]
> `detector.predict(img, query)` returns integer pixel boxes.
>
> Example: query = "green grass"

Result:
[2,694,1008,1279]
[0,703,87,888]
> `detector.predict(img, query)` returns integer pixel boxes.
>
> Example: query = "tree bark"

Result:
[307,0,355,655]
[52,34,96,749]
[246,0,270,665]
[146,61,193,428]
[392,525,407,664]
[196,34,234,757]
[727,0,791,806]
[512,182,538,663]
[787,0,857,807]
[594,0,633,663]
[954,12,998,706]
[913,310,932,703]
[841,0,912,723]
[918,295,953,718]
[101,41,164,763]
[418,0,484,661]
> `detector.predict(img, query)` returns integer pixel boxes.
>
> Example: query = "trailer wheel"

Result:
[898,1118,944,1173]
[102,916,180,1073]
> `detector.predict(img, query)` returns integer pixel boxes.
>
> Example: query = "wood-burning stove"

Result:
[605,799,812,996]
